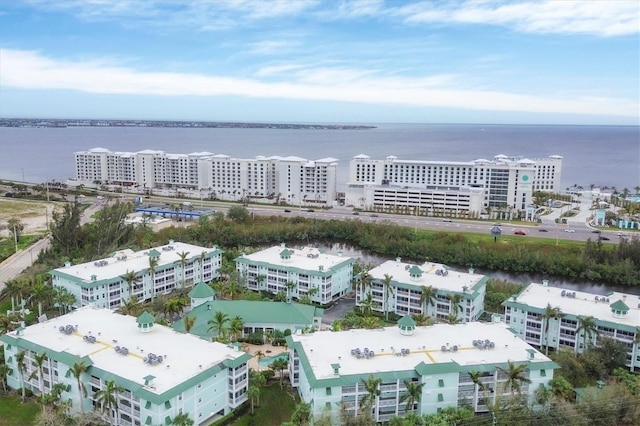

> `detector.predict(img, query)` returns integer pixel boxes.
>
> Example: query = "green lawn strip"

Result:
[232,384,298,425]
[0,395,39,426]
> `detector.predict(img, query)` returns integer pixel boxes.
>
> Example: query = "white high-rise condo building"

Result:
[503,281,640,372]
[1,307,250,426]
[73,148,338,207]
[345,154,562,218]
[51,241,222,310]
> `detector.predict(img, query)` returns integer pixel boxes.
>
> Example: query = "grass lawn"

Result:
[0,394,39,426]
[232,384,298,426]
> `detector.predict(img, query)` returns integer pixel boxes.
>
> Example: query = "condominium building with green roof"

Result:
[235,244,354,305]
[286,319,557,423]
[502,281,640,372]
[0,306,251,426]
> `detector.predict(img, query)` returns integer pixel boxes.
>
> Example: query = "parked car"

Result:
[514,230,527,235]
[599,236,610,241]
[564,229,575,233]
[352,212,360,215]
[538,229,548,232]
[443,218,452,222]
[284,209,291,212]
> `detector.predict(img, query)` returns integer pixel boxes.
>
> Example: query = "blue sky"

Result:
[0,0,638,125]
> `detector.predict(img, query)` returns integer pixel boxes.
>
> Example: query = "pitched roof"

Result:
[188,282,215,299]
[173,301,323,338]
[610,299,629,312]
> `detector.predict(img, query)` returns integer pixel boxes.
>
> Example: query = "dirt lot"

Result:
[0,198,55,238]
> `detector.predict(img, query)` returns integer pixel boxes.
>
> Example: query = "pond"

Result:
[296,241,640,296]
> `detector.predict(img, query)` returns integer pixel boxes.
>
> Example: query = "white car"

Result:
[564,229,575,233]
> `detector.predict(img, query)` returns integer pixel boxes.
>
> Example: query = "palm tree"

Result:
[361,316,380,329]
[247,385,260,414]
[29,352,48,394]
[358,271,373,297]
[360,374,382,412]
[69,361,88,415]
[541,304,564,355]
[254,350,265,372]
[16,350,27,402]
[496,361,531,396]
[447,292,464,317]
[224,280,241,300]
[171,412,194,426]
[419,286,437,316]
[446,313,462,324]
[94,379,125,424]
[400,380,424,413]
[163,298,186,320]
[576,315,599,352]
[468,370,490,408]
[291,402,312,426]
[360,293,376,316]
[183,315,196,334]
[270,357,289,389]
[148,256,159,299]
[176,251,190,288]
[0,363,12,393]
[199,251,207,283]
[207,311,229,342]
[285,281,297,301]
[410,313,433,326]
[119,295,141,316]
[382,274,394,320]
[120,270,138,298]
[229,316,244,342]
[53,286,76,315]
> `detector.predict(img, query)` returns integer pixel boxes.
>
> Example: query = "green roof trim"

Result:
[148,249,161,258]
[188,282,216,299]
[223,353,252,369]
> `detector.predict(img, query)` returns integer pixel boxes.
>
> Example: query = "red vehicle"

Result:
[514,230,527,235]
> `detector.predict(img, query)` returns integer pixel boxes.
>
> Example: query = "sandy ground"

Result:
[0,199,55,238]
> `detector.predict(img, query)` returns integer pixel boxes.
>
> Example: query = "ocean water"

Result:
[0,123,638,191]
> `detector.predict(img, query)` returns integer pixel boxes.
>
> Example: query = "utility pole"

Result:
[13,224,18,253]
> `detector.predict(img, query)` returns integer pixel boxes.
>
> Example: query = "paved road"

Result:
[0,201,103,292]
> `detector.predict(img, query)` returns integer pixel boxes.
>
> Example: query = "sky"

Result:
[0,0,638,125]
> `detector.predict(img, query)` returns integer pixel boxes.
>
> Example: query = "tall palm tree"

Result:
[360,293,376,316]
[358,271,373,297]
[199,251,207,283]
[360,374,382,413]
[0,363,12,393]
[16,350,27,402]
[382,274,394,320]
[94,379,125,424]
[270,358,289,389]
[183,315,196,334]
[285,281,297,301]
[69,361,88,415]
[148,256,159,299]
[447,292,464,317]
[176,251,190,288]
[541,304,564,355]
[247,386,260,414]
[29,352,48,395]
[207,311,229,342]
[118,295,141,316]
[400,380,424,413]
[120,270,138,298]
[229,316,244,342]
[419,286,437,316]
[576,315,599,352]
[496,361,531,396]
[468,370,489,408]
[254,350,265,372]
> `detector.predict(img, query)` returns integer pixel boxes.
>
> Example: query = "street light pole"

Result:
[13,224,18,253]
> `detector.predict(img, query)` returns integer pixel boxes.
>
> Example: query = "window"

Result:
[326,402,331,410]
[326,387,331,396]
[540,369,546,377]
[438,379,445,387]
[437,393,444,402]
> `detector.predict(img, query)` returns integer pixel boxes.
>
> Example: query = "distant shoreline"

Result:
[0,118,376,130]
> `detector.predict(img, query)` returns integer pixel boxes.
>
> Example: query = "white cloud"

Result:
[398,0,639,37]
[1,48,637,118]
